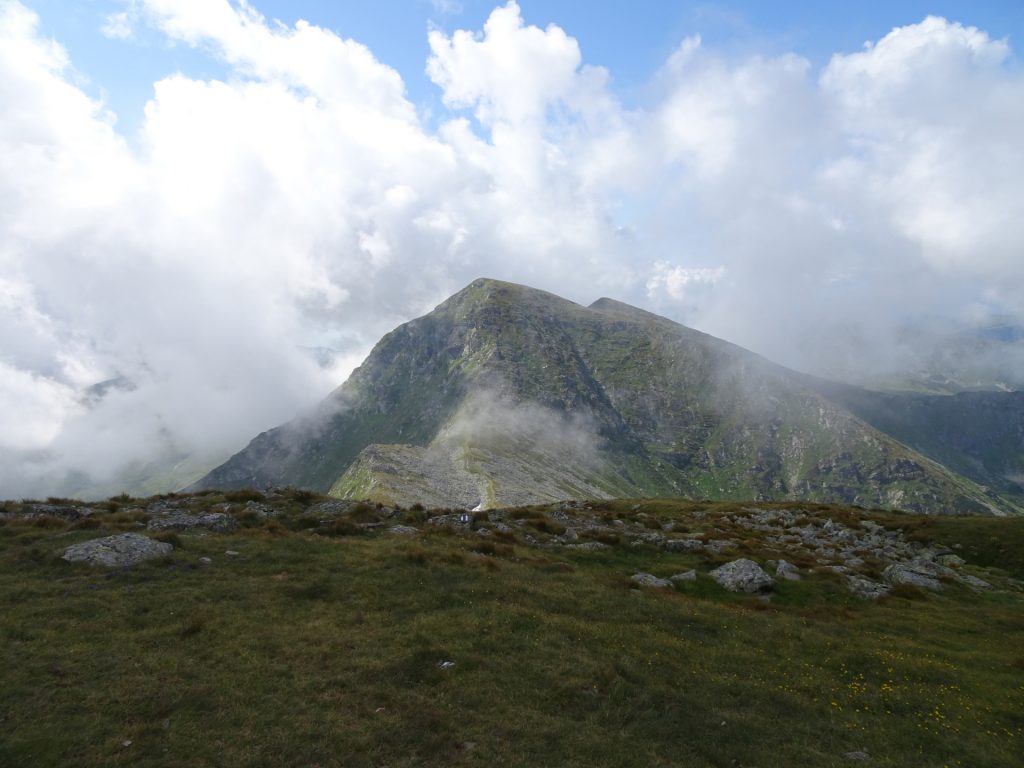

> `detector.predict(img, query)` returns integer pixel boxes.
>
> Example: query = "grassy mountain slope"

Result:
[196,279,1017,514]
[813,382,1024,497]
[2,493,1022,767]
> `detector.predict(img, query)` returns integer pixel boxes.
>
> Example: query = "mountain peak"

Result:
[439,277,584,318]
[194,279,1020,515]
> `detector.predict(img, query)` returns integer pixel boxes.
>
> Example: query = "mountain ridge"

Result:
[194,278,1023,515]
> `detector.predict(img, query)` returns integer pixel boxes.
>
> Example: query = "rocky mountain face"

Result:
[194,279,1023,514]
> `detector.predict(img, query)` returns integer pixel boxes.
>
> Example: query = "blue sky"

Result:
[23,0,1024,135]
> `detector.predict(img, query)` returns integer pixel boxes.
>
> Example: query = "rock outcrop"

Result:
[709,559,774,593]
[62,533,173,567]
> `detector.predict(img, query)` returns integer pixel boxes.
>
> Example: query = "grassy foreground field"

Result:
[1,493,1022,767]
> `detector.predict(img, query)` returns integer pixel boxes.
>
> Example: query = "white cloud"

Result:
[102,10,135,39]
[427,1,584,127]
[430,0,463,15]
[1,3,1023,496]
[647,264,725,302]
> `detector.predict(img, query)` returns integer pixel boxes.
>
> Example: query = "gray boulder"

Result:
[663,538,704,552]
[709,559,773,593]
[631,572,672,588]
[388,525,419,535]
[907,557,956,579]
[775,560,801,581]
[883,563,943,591]
[669,570,697,583]
[63,533,172,568]
[306,500,354,517]
[847,575,890,600]
[244,501,280,520]
[148,511,236,533]
[956,573,992,591]
[564,542,609,551]
[705,539,738,554]
[935,553,965,568]
[20,503,95,520]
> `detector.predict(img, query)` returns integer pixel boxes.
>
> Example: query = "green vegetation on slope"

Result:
[1,492,1022,767]
[196,278,1023,514]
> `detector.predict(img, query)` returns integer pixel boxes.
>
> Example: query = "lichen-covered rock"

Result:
[906,557,957,579]
[775,560,801,581]
[663,538,704,552]
[883,563,943,591]
[709,559,773,593]
[148,511,236,533]
[847,575,890,600]
[564,542,609,551]
[7,503,94,521]
[956,573,992,591]
[244,501,280,520]
[62,533,172,568]
[388,525,419,535]
[705,539,738,554]
[631,572,672,588]
[306,500,354,517]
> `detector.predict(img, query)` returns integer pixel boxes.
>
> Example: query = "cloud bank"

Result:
[1,0,1022,496]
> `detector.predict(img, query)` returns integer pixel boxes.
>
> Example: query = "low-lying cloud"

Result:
[1,0,1022,497]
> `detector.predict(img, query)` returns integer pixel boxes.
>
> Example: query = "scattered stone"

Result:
[225,550,239,557]
[883,563,942,591]
[669,570,697,583]
[437,660,455,670]
[935,553,965,568]
[847,575,890,600]
[199,556,213,565]
[775,560,801,581]
[663,538,704,552]
[244,501,280,519]
[427,513,473,528]
[16,503,94,521]
[630,532,665,547]
[844,751,870,761]
[908,557,956,579]
[388,525,419,535]
[631,572,672,588]
[564,542,609,551]
[306,500,353,517]
[709,559,773,593]
[62,533,172,568]
[956,573,992,591]
[704,539,738,554]
[148,511,236,533]
[146,500,183,514]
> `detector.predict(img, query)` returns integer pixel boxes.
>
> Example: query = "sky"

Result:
[2,0,1024,497]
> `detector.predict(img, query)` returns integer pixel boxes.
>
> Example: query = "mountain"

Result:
[811,382,1024,498]
[194,279,1023,514]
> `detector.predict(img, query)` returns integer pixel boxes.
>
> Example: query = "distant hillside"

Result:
[195,279,1022,514]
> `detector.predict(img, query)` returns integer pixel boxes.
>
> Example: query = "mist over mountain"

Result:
[196,279,1022,515]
